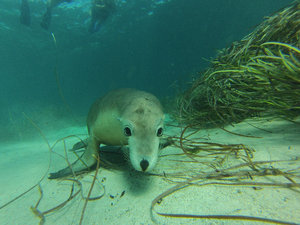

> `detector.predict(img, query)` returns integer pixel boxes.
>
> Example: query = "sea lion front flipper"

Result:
[48,160,97,179]
[49,137,99,179]
[70,139,88,152]
[159,137,174,149]
[48,167,72,179]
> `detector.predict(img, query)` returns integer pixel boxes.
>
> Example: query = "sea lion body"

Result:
[50,88,165,178]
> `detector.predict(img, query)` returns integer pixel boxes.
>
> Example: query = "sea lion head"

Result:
[119,98,164,172]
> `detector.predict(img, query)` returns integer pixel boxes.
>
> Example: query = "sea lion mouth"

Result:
[128,136,160,172]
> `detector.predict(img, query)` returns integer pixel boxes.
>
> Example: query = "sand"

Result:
[0,117,299,225]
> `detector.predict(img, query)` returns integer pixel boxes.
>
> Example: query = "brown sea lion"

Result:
[50,88,165,178]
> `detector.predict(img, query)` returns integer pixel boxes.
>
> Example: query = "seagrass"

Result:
[177,1,300,127]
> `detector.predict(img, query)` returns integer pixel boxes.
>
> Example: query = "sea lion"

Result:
[50,88,165,178]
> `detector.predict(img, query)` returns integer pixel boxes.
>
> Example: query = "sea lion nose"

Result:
[140,159,149,172]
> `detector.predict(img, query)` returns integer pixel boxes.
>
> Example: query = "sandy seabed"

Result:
[0,116,299,225]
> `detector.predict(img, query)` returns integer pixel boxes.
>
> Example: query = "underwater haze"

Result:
[0,0,293,141]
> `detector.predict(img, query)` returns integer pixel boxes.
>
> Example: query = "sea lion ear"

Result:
[115,116,124,123]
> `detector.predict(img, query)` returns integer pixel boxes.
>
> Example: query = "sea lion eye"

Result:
[124,127,132,136]
[157,127,163,137]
